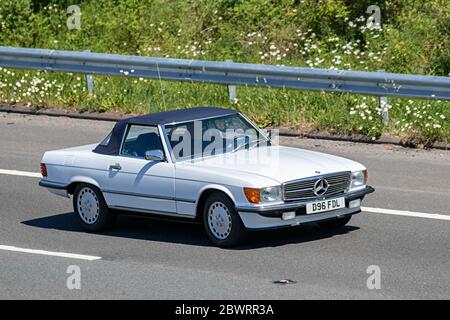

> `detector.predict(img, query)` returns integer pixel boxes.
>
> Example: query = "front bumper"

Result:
[236,186,374,230]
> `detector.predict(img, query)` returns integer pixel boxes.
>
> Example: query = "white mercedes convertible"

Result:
[39,107,374,247]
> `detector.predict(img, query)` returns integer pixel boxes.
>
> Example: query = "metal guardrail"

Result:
[1,46,450,101]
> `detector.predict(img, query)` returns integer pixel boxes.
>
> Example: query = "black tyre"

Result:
[318,215,352,229]
[203,192,248,247]
[73,183,116,232]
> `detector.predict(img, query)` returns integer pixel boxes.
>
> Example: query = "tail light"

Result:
[40,163,47,177]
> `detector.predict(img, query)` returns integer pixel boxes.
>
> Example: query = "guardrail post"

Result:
[380,95,389,126]
[378,70,388,126]
[226,60,237,104]
[84,50,95,95]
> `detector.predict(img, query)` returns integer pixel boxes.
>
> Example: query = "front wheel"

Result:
[203,193,248,247]
[73,183,115,232]
[318,215,352,229]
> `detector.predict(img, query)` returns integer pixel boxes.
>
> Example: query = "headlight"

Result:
[260,186,282,202]
[350,170,368,191]
[244,186,282,204]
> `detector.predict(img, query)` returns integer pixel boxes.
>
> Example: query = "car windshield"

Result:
[165,114,269,161]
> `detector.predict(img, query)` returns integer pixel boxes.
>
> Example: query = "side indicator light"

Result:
[243,187,260,204]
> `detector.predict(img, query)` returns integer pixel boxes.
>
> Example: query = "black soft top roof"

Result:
[93,107,237,155]
[125,106,237,126]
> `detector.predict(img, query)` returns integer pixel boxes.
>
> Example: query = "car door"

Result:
[103,124,176,215]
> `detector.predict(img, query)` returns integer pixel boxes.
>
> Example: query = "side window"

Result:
[121,125,163,158]
[99,131,112,146]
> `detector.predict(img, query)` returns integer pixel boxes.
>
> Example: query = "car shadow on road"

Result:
[22,212,360,249]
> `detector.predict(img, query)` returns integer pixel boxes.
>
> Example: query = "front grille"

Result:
[283,171,351,201]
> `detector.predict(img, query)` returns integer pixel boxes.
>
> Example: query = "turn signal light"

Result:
[364,170,369,183]
[243,187,260,204]
[40,163,48,177]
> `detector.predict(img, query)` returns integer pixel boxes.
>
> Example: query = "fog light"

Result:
[349,199,361,208]
[282,211,296,220]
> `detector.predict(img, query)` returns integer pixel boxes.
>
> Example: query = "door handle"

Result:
[109,163,122,170]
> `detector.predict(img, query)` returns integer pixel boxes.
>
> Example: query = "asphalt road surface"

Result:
[0,112,449,299]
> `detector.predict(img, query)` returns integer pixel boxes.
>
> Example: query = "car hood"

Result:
[179,145,365,184]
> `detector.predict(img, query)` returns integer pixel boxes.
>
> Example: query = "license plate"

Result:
[306,197,345,214]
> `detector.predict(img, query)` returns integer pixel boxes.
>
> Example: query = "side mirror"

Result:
[145,149,165,161]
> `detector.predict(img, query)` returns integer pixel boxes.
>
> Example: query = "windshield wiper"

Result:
[231,138,266,153]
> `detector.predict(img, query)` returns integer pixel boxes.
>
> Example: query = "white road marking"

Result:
[0,245,101,261]
[362,207,450,221]
[0,169,41,178]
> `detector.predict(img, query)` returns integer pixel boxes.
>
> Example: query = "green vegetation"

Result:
[0,0,449,143]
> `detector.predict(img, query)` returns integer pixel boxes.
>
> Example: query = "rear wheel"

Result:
[318,215,351,229]
[73,183,115,232]
[203,192,248,247]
